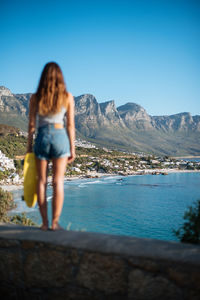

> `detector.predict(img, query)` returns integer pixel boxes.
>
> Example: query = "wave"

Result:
[75,176,126,187]
[47,196,52,202]
[103,176,123,180]
[78,180,102,187]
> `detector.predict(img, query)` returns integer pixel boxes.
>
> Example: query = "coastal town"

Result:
[0,150,21,185]
[0,138,200,186]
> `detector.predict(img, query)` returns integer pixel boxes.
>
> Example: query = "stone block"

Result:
[0,238,20,248]
[21,240,36,250]
[24,248,73,288]
[0,249,23,284]
[0,282,18,299]
[48,244,68,252]
[44,286,102,300]
[188,290,200,300]
[167,267,200,292]
[128,257,160,273]
[70,248,82,265]
[77,252,127,294]
[128,269,183,300]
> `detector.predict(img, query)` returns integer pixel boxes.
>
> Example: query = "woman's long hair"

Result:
[35,62,69,115]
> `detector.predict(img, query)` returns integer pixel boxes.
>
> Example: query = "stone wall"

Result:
[0,223,200,299]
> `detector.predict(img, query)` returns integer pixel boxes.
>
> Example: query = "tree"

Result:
[173,200,200,244]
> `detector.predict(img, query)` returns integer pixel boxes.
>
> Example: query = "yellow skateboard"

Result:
[23,153,37,207]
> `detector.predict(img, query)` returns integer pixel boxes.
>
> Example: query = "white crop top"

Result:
[37,107,67,127]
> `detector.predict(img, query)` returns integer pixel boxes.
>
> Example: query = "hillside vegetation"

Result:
[0,124,27,158]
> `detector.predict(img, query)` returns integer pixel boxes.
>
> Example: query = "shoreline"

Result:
[1,168,200,192]
[171,156,200,159]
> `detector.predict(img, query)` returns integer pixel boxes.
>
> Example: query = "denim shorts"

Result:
[34,124,71,160]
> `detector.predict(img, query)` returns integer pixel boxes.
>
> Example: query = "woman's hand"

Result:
[67,149,76,164]
[66,93,76,165]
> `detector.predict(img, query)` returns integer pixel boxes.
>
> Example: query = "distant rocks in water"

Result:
[152,171,168,175]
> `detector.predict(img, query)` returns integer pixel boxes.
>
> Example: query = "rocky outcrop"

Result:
[100,100,125,128]
[118,103,154,130]
[193,115,200,131]
[0,87,30,117]
[0,86,13,98]
[14,93,32,114]
[152,113,196,132]
[75,94,103,137]
[75,94,101,116]
[75,95,125,138]
[0,87,31,131]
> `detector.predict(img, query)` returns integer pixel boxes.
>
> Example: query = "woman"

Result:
[27,62,75,231]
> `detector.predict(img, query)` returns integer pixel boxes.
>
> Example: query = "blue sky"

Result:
[1,0,200,116]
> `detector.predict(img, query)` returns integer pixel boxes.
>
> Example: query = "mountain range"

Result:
[0,86,199,156]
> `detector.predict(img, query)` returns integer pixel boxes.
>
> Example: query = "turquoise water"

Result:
[12,172,200,241]
[178,158,200,162]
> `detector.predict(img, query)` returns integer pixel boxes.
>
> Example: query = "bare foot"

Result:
[40,224,49,231]
[51,223,65,231]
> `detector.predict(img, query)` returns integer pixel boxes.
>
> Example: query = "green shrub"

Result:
[0,135,27,158]
[173,200,200,244]
[0,187,36,226]
[0,188,16,220]
[10,213,36,226]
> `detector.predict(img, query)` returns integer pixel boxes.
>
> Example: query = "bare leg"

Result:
[36,158,49,231]
[52,157,68,230]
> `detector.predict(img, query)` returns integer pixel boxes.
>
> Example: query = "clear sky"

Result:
[1,0,200,116]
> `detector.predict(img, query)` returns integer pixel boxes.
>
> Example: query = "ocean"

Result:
[11,172,200,242]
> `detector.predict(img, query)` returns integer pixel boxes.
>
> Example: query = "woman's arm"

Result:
[66,93,76,164]
[27,94,37,153]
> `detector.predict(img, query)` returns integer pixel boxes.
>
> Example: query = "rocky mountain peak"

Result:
[0,86,13,97]
[152,111,195,132]
[75,94,97,103]
[117,102,144,114]
[117,102,152,129]
[99,100,125,126]
[75,94,101,116]
[171,112,192,118]
[100,100,116,114]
